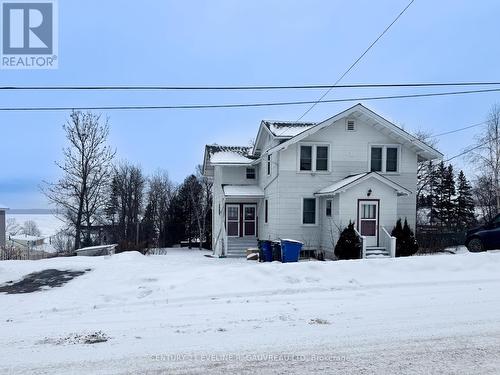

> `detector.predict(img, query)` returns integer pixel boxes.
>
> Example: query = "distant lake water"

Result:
[6,213,65,237]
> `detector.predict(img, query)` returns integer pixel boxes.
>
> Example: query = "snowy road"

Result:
[1,250,500,374]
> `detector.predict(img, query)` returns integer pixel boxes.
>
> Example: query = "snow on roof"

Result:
[10,234,46,242]
[211,151,254,164]
[0,203,8,210]
[315,172,411,196]
[263,120,316,138]
[205,144,256,166]
[223,185,265,198]
[316,173,368,195]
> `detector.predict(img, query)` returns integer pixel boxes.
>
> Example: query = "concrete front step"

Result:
[365,247,390,258]
[226,237,258,257]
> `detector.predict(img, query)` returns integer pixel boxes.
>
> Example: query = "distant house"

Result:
[202,103,442,259]
[9,234,45,248]
[0,204,7,247]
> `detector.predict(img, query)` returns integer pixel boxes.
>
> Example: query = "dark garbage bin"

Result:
[280,239,303,263]
[272,241,282,262]
[258,240,273,262]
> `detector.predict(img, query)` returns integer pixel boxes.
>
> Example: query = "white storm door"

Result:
[226,205,240,237]
[358,200,379,247]
[243,204,256,236]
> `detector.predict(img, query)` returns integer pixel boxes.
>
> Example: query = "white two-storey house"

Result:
[202,104,442,259]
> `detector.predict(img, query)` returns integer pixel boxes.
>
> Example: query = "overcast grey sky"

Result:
[1,0,499,208]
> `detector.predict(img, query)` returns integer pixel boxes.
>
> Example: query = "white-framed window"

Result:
[370,145,400,173]
[264,199,268,224]
[246,167,256,179]
[346,118,356,131]
[302,198,317,225]
[267,154,271,175]
[326,199,332,217]
[299,143,330,172]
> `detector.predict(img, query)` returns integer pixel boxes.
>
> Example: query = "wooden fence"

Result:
[0,246,57,261]
[416,225,467,253]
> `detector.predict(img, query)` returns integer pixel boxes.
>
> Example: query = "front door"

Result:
[243,205,256,236]
[358,200,379,247]
[226,205,240,237]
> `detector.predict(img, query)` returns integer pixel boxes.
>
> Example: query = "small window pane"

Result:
[386,147,398,172]
[326,200,332,217]
[244,206,255,220]
[227,207,239,220]
[371,147,382,172]
[267,155,271,175]
[265,199,268,223]
[303,198,316,224]
[246,168,256,179]
[316,146,328,171]
[300,146,312,171]
[227,222,239,236]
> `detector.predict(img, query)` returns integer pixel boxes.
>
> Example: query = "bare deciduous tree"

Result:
[142,170,175,247]
[414,129,439,207]
[21,220,41,237]
[42,111,115,250]
[6,218,21,236]
[195,165,213,249]
[469,104,500,214]
[108,162,146,245]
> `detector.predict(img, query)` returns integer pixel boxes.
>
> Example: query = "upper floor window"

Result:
[370,145,400,173]
[300,146,312,171]
[246,167,256,179]
[299,144,329,172]
[267,154,271,175]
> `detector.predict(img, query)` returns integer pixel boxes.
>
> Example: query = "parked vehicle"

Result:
[465,214,500,252]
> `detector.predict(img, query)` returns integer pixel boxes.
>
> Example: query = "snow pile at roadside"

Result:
[1,249,500,374]
[0,249,499,310]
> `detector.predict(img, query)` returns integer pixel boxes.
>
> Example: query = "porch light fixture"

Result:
[367,189,372,197]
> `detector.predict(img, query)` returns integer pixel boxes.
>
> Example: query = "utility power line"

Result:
[0,87,499,112]
[296,0,415,121]
[1,82,500,91]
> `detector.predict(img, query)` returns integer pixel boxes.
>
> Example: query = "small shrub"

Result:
[334,221,361,260]
[392,218,419,257]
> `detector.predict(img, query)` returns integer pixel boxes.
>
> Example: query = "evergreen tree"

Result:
[442,164,456,228]
[334,221,361,260]
[392,218,418,257]
[455,170,476,230]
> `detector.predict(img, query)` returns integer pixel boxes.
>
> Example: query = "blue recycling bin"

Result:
[280,239,303,263]
[259,240,273,262]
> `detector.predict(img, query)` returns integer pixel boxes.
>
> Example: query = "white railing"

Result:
[381,227,397,258]
[353,228,367,259]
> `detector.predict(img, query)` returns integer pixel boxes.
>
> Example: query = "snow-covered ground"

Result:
[1,249,500,374]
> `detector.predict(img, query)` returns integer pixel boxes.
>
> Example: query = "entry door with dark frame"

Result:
[358,200,379,247]
[243,204,256,236]
[226,203,257,237]
[226,204,240,237]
